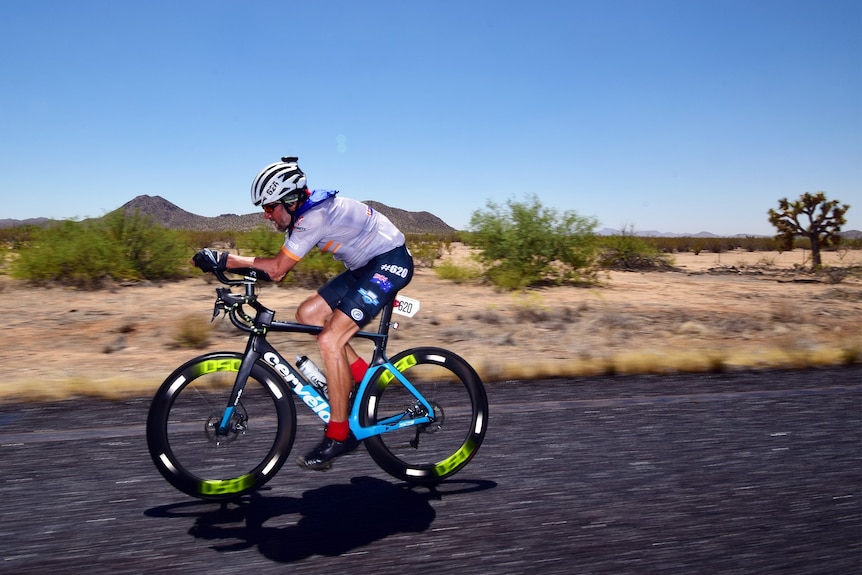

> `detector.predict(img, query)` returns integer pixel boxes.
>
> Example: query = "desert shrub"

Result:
[236,225,284,257]
[821,267,848,284]
[12,220,125,286]
[651,236,689,254]
[511,291,552,322]
[841,345,860,365]
[0,242,9,273]
[101,210,189,280]
[181,229,237,250]
[434,259,483,283]
[468,194,599,290]
[702,237,730,253]
[406,234,451,268]
[752,255,777,267]
[172,314,213,348]
[738,235,779,252]
[0,224,43,249]
[11,212,190,287]
[597,228,674,270]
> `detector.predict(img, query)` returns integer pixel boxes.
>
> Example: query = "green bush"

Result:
[598,228,675,270]
[12,220,124,286]
[405,233,452,268]
[0,224,42,249]
[433,259,483,283]
[102,210,189,280]
[10,211,190,287]
[467,194,599,290]
[236,225,284,257]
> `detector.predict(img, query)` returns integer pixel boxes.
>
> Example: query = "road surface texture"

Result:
[1,367,859,574]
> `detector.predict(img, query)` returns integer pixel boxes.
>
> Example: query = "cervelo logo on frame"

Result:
[263,352,330,422]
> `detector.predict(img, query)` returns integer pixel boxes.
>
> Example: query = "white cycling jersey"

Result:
[281,196,405,270]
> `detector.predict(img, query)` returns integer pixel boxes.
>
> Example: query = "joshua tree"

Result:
[767,192,850,267]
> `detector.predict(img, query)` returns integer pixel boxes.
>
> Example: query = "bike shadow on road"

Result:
[144,475,497,562]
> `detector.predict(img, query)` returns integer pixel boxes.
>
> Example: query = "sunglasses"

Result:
[262,202,279,214]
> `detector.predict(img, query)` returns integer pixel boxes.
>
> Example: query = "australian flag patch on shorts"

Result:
[371,273,393,293]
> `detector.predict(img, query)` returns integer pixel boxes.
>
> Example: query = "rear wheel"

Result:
[146,353,296,500]
[360,347,488,485]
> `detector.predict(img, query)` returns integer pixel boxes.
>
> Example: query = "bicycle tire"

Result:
[146,352,296,500]
[360,347,488,485]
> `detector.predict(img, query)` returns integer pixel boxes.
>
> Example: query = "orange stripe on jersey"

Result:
[281,245,302,261]
[321,241,343,254]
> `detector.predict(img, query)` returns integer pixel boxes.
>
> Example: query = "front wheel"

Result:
[360,347,489,485]
[146,352,296,500]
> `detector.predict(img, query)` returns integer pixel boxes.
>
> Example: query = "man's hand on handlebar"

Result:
[192,248,228,274]
[192,248,273,283]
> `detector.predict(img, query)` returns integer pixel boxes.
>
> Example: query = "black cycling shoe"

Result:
[296,434,360,471]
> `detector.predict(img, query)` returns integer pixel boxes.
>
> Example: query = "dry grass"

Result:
[172,314,214,349]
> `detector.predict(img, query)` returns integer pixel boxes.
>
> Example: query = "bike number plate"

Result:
[393,295,420,318]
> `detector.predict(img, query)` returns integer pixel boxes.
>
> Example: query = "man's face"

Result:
[263,201,298,233]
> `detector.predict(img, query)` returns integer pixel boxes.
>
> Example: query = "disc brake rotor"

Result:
[423,401,444,433]
[204,403,249,445]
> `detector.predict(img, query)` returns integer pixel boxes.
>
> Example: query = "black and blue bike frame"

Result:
[213,286,435,441]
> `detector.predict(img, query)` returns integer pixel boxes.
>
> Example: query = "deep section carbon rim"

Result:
[146,353,295,500]
[361,347,488,485]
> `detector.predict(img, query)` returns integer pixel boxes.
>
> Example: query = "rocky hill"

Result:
[114,195,458,234]
[3,199,861,240]
[0,195,457,234]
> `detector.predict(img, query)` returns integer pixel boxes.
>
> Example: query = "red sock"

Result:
[350,358,369,384]
[326,420,350,442]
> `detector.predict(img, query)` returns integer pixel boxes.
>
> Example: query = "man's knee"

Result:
[296,295,328,325]
[295,305,311,324]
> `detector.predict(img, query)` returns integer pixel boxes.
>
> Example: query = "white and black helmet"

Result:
[250,156,308,207]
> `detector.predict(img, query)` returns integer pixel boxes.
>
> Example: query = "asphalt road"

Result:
[1,367,860,574]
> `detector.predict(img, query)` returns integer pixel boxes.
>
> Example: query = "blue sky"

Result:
[1,0,860,235]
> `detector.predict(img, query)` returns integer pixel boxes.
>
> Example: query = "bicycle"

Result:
[146,266,489,501]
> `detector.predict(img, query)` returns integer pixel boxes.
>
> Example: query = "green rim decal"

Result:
[434,439,476,476]
[194,357,242,377]
[200,474,254,496]
[378,354,418,386]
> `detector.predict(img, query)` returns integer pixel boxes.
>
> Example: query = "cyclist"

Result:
[193,156,413,470]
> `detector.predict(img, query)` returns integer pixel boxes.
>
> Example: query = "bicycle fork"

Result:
[216,337,265,436]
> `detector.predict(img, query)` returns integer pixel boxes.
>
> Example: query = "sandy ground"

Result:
[2,247,861,401]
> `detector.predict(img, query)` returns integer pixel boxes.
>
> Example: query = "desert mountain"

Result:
[3,199,861,239]
[113,195,457,234]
